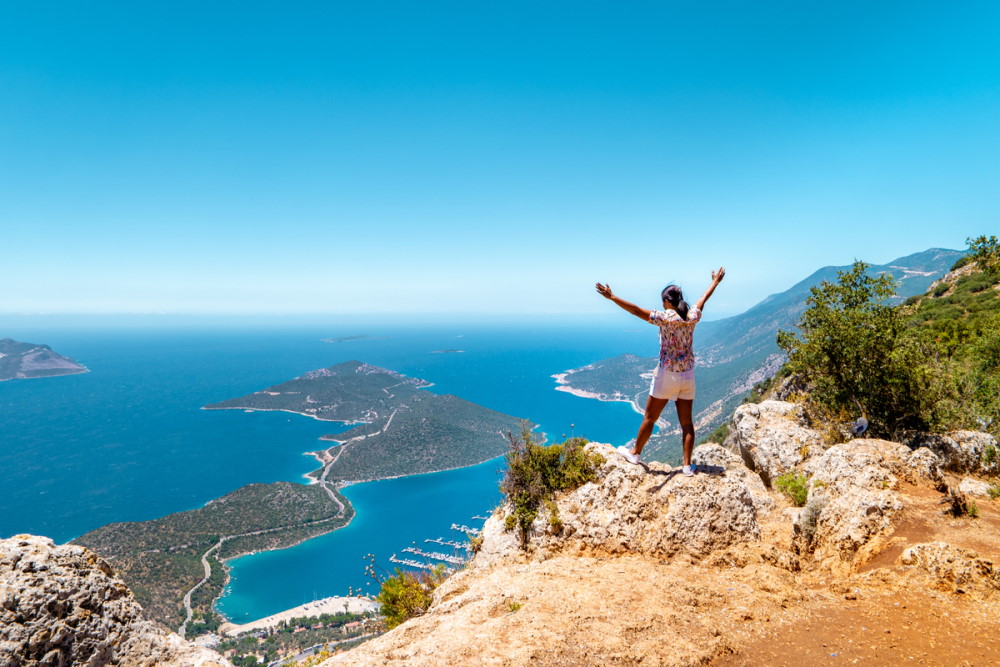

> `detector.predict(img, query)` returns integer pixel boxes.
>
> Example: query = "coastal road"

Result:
[178,540,222,637]
[178,462,355,637]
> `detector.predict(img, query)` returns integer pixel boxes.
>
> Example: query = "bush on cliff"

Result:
[501,426,603,547]
[374,565,447,629]
[773,471,809,506]
[777,260,951,440]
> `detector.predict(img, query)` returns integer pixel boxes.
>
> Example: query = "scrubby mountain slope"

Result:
[558,248,963,462]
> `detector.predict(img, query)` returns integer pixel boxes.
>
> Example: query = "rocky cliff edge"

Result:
[0,535,230,667]
[324,401,1000,666]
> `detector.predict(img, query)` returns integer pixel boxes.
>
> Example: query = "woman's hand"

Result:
[597,283,652,321]
[695,268,725,311]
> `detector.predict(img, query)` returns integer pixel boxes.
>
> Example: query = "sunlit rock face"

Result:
[0,535,230,667]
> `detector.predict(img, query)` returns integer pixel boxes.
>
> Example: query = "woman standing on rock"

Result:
[596,268,725,475]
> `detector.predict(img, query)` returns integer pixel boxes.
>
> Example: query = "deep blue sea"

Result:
[0,321,654,622]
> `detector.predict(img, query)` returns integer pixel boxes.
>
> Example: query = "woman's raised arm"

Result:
[694,267,726,312]
[596,283,652,322]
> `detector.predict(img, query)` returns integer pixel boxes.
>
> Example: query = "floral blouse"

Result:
[648,306,702,372]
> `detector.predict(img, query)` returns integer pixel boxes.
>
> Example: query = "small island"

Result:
[0,338,88,381]
[430,349,465,354]
[321,334,390,343]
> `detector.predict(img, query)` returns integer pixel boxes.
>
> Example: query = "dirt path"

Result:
[712,481,1000,667]
[712,588,1000,666]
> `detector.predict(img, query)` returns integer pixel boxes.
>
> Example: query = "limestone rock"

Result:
[794,439,932,573]
[904,447,946,488]
[728,400,824,485]
[0,535,230,667]
[899,542,1000,597]
[804,439,940,492]
[958,477,995,497]
[908,430,999,475]
[476,442,763,568]
[692,442,775,512]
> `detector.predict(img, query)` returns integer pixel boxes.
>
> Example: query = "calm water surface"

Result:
[0,322,652,621]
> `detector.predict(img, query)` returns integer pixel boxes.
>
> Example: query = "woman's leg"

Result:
[633,395,669,457]
[675,399,695,465]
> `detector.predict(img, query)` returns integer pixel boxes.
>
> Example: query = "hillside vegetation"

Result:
[318,393,526,483]
[74,482,353,632]
[0,337,88,381]
[555,248,962,462]
[777,235,999,441]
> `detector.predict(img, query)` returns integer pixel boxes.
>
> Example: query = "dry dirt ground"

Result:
[713,480,1000,667]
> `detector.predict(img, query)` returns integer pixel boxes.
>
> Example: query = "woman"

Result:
[596,268,725,475]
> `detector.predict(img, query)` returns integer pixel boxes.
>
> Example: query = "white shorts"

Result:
[649,367,695,401]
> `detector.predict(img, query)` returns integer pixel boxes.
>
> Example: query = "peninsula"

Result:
[207,360,529,483]
[0,338,88,381]
[76,361,528,634]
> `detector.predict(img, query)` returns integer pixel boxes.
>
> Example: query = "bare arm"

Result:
[596,283,652,322]
[694,267,726,312]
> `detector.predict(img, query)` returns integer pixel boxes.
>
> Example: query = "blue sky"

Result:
[1,1,996,318]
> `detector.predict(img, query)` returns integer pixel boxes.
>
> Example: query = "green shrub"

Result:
[773,471,810,506]
[988,485,1000,500]
[501,425,603,547]
[985,446,998,466]
[777,261,952,440]
[967,235,999,275]
[375,565,447,629]
[700,420,731,445]
[967,501,981,519]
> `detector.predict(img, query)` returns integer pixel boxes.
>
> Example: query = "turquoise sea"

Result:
[0,321,655,622]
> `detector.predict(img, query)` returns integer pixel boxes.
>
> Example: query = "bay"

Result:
[0,319,653,622]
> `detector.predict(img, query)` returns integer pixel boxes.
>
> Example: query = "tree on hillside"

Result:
[777,261,949,440]
[967,235,999,275]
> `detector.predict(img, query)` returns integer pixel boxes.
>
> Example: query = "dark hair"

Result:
[660,284,689,320]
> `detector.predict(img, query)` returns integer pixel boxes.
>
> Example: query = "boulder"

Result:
[804,439,941,492]
[727,400,824,485]
[692,442,775,512]
[899,542,1000,597]
[0,535,229,667]
[476,442,763,567]
[908,431,999,476]
[958,477,994,498]
[794,439,940,573]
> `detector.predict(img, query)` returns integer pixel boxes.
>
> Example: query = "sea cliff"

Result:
[320,401,1000,666]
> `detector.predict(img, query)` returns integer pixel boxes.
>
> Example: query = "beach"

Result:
[219,596,379,636]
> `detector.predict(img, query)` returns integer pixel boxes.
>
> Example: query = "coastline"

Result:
[209,497,359,629]
[551,371,645,416]
[213,447,515,626]
[218,595,378,636]
[201,404,373,426]
[1,367,90,382]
